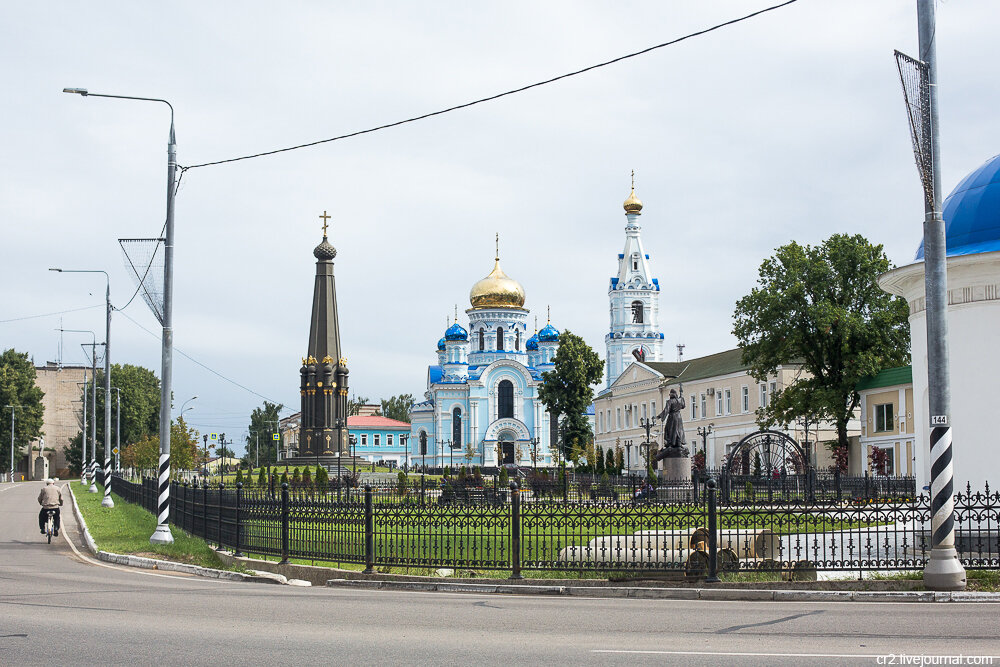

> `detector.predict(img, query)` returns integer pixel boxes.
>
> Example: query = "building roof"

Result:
[347,415,411,430]
[917,154,1000,259]
[651,348,751,385]
[856,365,912,391]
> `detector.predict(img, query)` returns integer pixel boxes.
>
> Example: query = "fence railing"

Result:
[107,474,997,576]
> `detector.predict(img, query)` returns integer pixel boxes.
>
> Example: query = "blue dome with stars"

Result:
[916,154,1000,259]
[444,322,468,341]
[538,323,560,342]
[437,337,446,351]
[526,333,539,351]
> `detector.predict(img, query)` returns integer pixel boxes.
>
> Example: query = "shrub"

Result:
[280,470,288,486]
[258,467,267,486]
[302,467,313,485]
[605,448,615,474]
[599,471,610,490]
[235,468,244,485]
[291,467,301,484]
[647,462,658,487]
[396,470,408,494]
[596,446,605,474]
[473,466,483,486]
[744,480,754,498]
[499,467,509,488]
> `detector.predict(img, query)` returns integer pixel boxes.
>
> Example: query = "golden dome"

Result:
[469,258,525,310]
[623,187,643,214]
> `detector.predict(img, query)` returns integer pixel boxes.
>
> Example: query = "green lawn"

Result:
[73,482,247,572]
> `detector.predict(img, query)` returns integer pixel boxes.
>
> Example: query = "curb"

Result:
[66,484,283,585]
[324,578,1000,603]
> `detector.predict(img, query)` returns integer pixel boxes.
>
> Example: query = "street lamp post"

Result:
[64,330,100,492]
[6,405,22,482]
[113,387,121,472]
[530,437,539,472]
[639,416,657,476]
[51,268,113,506]
[440,438,452,472]
[400,434,409,471]
[248,430,260,470]
[64,86,178,545]
[696,423,715,467]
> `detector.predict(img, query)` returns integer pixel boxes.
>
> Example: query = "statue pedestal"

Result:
[657,456,691,482]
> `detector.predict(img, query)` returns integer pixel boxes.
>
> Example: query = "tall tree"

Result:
[0,349,45,473]
[733,234,910,449]
[63,363,160,473]
[380,394,414,422]
[246,401,283,465]
[119,417,198,472]
[537,331,604,459]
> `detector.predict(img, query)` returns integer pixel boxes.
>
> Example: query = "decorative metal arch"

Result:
[725,429,808,475]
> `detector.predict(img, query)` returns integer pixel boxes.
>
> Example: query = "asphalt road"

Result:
[1,481,998,666]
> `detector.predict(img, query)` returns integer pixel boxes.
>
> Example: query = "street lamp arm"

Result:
[63,89,174,125]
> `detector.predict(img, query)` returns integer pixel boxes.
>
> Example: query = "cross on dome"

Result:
[319,210,331,236]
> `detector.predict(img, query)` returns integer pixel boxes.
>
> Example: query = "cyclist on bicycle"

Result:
[37,478,63,537]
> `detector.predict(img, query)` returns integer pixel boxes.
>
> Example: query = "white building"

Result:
[604,180,664,388]
[879,153,1000,493]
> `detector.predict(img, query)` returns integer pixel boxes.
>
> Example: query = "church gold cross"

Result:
[319,210,331,236]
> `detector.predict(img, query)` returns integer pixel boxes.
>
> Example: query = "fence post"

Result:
[420,473,426,506]
[363,485,374,574]
[217,482,224,550]
[706,477,719,583]
[202,480,208,541]
[864,469,871,501]
[835,467,842,502]
[234,482,243,557]
[510,481,522,580]
[279,482,290,565]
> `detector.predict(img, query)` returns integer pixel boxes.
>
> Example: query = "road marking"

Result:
[592,650,1000,659]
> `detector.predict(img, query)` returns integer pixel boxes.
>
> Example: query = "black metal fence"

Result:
[107,474,997,577]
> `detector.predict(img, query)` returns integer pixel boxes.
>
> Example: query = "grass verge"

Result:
[73,482,249,573]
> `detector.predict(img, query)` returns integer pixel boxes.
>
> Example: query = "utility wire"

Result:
[182,0,800,171]
[116,309,295,406]
[0,304,104,324]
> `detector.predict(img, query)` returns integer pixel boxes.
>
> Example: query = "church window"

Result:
[633,260,638,270]
[496,327,504,351]
[479,329,485,351]
[498,380,514,419]
[452,407,462,447]
[515,329,520,351]
[631,301,644,324]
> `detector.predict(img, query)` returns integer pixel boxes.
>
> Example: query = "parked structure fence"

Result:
[106,473,996,577]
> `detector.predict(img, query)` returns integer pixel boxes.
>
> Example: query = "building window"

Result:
[631,300,644,324]
[498,380,513,419]
[387,434,394,446]
[625,406,632,429]
[641,403,647,421]
[374,434,380,446]
[598,411,603,433]
[760,383,768,408]
[769,381,777,398]
[741,386,749,413]
[724,389,732,415]
[496,327,504,351]
[691,398,697,420]
[874,403,894,432]
[515,329,520,351]
[479,329,485,351]
[616,408,622,429]
[716,390,723,416]
[607,410,612,432]
[452,407,462,447]
[650,401,656,419]
[361,434,368,446]
[700,394,707,418]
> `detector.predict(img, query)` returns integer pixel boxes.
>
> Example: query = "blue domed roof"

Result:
[444,322,468,341]
[437,337,446,351]
[526,333,539,351]
[538,323,560,342]
[916,154,1000,259]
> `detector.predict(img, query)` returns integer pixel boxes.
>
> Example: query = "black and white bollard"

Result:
[149,453,174,544]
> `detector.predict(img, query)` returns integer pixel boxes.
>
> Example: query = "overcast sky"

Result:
[2,1,997,454]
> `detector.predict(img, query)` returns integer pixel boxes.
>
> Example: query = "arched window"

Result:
[498,380,514,419]
[515,329,520,351]
[479,329,485,351]
[631,300,644,324]
[452,407,462,447]
[496,327,504,351]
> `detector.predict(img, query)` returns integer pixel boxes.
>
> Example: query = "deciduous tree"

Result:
[537,331,603,460]
[733,234,909,450]
[380,394,414,422]
[0,349,45,473]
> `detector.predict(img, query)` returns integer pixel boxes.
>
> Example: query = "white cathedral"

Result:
[408,182,664,468]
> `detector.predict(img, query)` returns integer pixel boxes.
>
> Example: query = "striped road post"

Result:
[149,454,173,544]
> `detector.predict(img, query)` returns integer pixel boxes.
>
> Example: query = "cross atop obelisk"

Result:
[319,210,331,237]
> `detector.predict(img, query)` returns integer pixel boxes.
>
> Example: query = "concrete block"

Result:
[629,587,699,600]
[699,588,775,601]
[852,591,935,602]
[773,590,853,603]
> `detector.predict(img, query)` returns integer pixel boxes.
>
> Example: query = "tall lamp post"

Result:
[6,405,22,482]
[64,86,178,545]
[112,387,121,472]
[696,423,714,468]
[638,416,657,476]
[248,430,260,470]
[400,434,409,471]
[530,437,539,472]
[64,329,100,492]
[440,438,452,472]
[51,268,113,506]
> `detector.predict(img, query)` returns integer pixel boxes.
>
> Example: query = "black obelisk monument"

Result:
[298,212,350,458]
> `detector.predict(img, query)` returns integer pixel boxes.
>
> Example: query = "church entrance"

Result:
[498,431,516,465]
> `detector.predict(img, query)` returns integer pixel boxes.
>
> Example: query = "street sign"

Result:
[272,433,279,441]
[210,433,218,440]
[112,447,119,455]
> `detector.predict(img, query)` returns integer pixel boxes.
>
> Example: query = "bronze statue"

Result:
[655,386,689,460]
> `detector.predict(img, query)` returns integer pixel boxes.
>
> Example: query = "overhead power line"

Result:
[0,304,104,324]
[182,0,800,171]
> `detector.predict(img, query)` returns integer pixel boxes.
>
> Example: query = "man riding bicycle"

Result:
[37,478,63,537]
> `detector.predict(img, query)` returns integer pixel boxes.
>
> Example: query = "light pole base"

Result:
[101,495,114,508]
[149,523,174,545]
[922,546,967,591]
[88,483,98,493]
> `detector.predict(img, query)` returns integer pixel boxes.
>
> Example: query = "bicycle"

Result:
[43,508,58,544]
